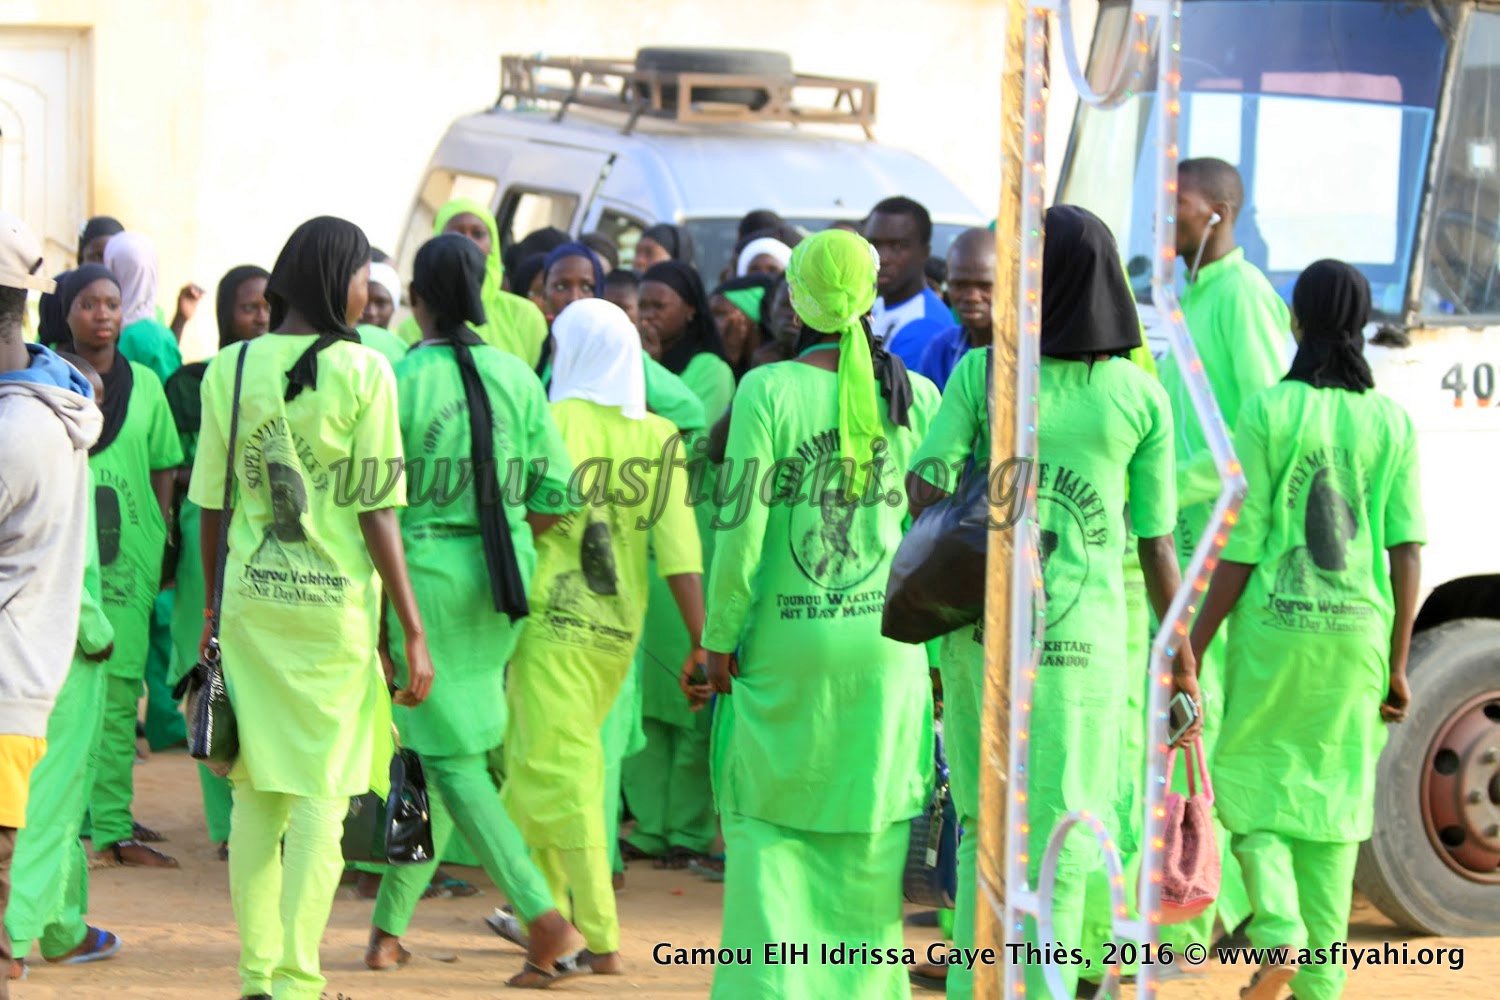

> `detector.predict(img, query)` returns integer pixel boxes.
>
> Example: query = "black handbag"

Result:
[904,732,960,908]
[342,742,435,867]
[883,348,994,645]
[174,344,249,778]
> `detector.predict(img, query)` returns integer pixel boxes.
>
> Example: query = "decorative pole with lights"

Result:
[977,2,1245,997]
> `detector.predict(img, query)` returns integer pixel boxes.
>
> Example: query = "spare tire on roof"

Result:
[634,48,793,111]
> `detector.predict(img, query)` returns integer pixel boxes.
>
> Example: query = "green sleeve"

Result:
[350,358,406,512]
[644,354,707,433]
[1220,396,1272,565]
[395,314,422,347]
[1204,282,1287,429]
[1383,407,1426,547]
[702,372,776,652]
[909,348,984,493]
[682,353,736,424]
[649,421,704,579]
[1127,378,1178,539]
[140,366,185,471]
[523,379,576,516]
[188,353,230,509]
[77,475,115,657]
[357,325,409,370]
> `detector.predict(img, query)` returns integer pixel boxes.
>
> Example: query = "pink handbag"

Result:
[1158,735,1221,924]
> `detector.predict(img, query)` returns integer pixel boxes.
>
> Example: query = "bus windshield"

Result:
[1059,0,1451,317]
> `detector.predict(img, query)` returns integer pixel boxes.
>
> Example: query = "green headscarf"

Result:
[786,229,883,498]
[396,198,549,367]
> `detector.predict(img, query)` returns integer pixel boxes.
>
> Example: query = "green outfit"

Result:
[87,360,183,848]
[372,340,575,935]
[117,316,183,385]
[142,589,185,748]
[504,398,701,953]
[707,359,940,1000]
[6,488,113,960]
[395,200,549,368]
[912,353,1176,1000]
[1216,381,1422,1000]
[678,351,735,423]
[357,324,409,370]
[190,336,401,1000]
[1159,246,1289,946]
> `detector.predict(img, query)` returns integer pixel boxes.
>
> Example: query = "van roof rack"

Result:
[497,54,877,139]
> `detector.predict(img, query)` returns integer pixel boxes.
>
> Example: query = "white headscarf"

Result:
[736,236,793,278]
[103,231,159,326]
[368,261,402,309]
[549,298,647,420]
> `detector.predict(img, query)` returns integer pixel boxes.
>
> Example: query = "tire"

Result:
[634,48,793,111]
[1355,618,1500,935]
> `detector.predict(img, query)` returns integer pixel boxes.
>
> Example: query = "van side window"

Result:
[499,189,580,249]
[400,170,499,279]
[596,210,646,267]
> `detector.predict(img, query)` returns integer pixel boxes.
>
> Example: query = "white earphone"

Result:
[1208,211,1223,226]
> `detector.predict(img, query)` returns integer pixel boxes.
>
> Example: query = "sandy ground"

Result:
[10,749,1495,999]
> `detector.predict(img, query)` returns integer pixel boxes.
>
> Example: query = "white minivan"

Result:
[397,48,985,280]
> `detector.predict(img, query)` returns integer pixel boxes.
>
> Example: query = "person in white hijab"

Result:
[103,233,181,384]
[363,261,403,330]
[736,237,793,279]
[504,295,705,979]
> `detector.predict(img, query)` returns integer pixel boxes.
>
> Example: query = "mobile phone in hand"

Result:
[1167,691,1200,744]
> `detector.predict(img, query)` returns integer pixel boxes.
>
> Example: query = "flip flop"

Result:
[911,968,947,992]
[1240,962,1298,1000]
[506,953,591,989]
[654,846,696,870]
[96,840,179,869]
[423,875,480,899]
[45,926,122,965]
[618,839,656,862]
[486,909,531,949]
[132,821,167,843]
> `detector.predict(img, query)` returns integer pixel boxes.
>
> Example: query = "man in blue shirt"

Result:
[915,228,994,389]
[866,196,952,370]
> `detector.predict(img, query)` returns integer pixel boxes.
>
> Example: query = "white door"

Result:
[0,28,90,279]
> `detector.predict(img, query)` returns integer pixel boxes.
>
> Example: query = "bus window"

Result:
[1422,13,1500,319]
[499,189,580,250]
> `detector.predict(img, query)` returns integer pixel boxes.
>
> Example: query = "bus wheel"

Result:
[1356,618,1500,935]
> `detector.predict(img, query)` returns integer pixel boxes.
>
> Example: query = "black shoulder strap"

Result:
[209,344,249,637]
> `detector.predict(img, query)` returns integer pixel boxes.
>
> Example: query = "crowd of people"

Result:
[0,154,1421,1000]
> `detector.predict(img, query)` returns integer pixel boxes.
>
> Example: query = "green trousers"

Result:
[5,659,104,959]
[536,846,617,953]
[937,624,984,1000]
[1233,832,1356,1000]
[87,673,142,848]
[372,751,555,936]
[200,764,233,844]
[143,589,186,750]
[622,717,716,855]
[229,785,346,1000]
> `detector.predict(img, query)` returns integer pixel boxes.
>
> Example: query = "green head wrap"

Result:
[722,285,767,322]
[786,229,883,498]
[434,198,504,295]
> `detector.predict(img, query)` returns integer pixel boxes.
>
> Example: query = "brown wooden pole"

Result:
[974,3,1031,997]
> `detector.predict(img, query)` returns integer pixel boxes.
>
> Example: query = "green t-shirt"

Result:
[524,399,702,662]
[1158,248,1289,556]
[117,317,183,386]
[78,470,115,658]
[388,343,575,756]
[679,352,735,424]
[704,360,941,833]
[644,354,707,432]
[91,361,183,679]
[189,335,403,797]
[1214,381,1424,841]
[358,324,409,371]
[911,352,1175,864]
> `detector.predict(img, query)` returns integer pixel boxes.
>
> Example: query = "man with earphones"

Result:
[1157,157,1290,957]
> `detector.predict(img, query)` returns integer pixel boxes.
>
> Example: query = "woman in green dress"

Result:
[1189,260,1423,1000]
[504,297,706,977]
[164,264,269,859]
[362,233,590,986]
[704,229,940,1000]
[190,217,434,1000]
[62,265,185,871]
[907,206,1193,1000]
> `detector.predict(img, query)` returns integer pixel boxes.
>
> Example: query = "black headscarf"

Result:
[60,265,132,455]
[1040,205,1141,360]
[411,234,530,622]
[1286,259,1375,393]
[78,216,124,253]
[38,269,71,348]
[266,216,369,401]
[216,264,270,350]
[642,259,727,375]
[641,223,696,265]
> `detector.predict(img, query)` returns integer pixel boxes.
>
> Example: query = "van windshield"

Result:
[683,218,970,282]
[1059,0,1449,317]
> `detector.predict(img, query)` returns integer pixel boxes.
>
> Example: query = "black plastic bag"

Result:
[883,464,991,644]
